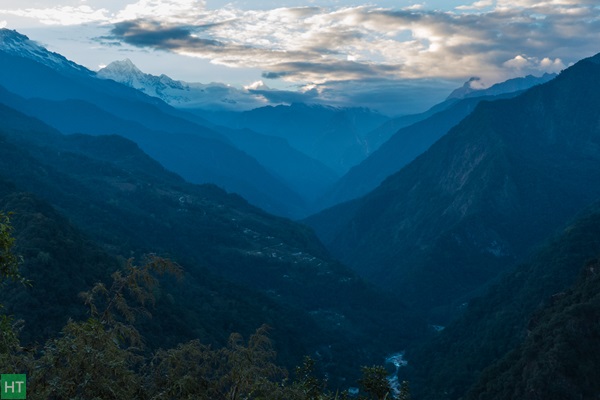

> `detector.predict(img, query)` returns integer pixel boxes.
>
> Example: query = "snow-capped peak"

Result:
[97,59,188,100]
[99,59,144,77]
[97,59,272,111]
[0,28,91,76]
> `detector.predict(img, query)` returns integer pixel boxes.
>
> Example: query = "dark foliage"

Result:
[467,259,600,400]
[403,205,600,399]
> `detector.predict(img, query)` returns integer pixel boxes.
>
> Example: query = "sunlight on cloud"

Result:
[495,0,595,9]
[503,54,566,73]
[243,80,266,90]
[105,1,600,85]
[456,0,493,10]
[115,0,207,24]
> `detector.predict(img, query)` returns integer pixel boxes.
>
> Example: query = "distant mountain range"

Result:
[98,59,269,111]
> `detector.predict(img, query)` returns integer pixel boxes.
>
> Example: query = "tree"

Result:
[148,339,221,400]
[359,365,392,400]
[0,211,30,372]
[398,381,411,400]
[0,212,21,284]
[29,255,181,399]
[147,325,290,400]
[220,325,287,400]
[294,356,327,400]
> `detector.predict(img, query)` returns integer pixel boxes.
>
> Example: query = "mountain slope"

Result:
[0,29,308,218]
[319,74,555,208]
[214,103,389,175]
[363,73,556,153]
[319,91,524,209]
[306,53,600,322]
[467,258,600,400]
[403,204,600,399]
[0,102,424,383]
[214,127,339,204]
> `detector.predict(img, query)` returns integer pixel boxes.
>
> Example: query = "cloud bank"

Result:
[101,1,599,82]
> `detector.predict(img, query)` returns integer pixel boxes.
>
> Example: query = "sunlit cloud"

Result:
[503,54,566,73]
[456,0,494,10]
[114,0,207,24]
[99,2,600,85]
[0,5,109,25]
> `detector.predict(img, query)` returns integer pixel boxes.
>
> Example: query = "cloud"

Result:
[245,77,455,116]
[0,20,6,28]
[98,2,600,86]
[114,0,207,24]
[261,60,399,82]
[0,5,109,25]
[456,0,494,10]
[309,78,457,115]
[503,54,566,73]
[248,87,320,105]
[111,19,221,49]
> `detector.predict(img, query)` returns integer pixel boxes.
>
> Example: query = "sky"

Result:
[1,0,600,115]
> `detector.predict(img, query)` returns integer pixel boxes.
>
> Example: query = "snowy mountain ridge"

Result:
[98,59,269,111]
[0,28,91,76]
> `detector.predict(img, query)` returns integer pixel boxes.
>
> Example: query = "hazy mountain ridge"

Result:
[306,53,600,323]
[203,102,389,175]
